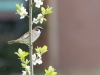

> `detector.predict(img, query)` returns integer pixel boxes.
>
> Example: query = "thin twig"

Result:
[29,0,33,75]
[26,15,30,18]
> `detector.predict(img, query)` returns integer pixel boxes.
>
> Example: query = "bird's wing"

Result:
[17,31,30,41]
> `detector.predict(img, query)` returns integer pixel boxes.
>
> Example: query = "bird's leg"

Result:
[28,44,33,50]
[27,42,33,50]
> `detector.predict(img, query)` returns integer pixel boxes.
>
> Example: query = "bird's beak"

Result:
[42,28,44,30]
[39,28,44,31]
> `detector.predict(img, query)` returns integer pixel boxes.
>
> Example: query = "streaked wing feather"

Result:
[18,31,29,41]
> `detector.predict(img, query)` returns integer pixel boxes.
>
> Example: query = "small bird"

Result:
[8,26,43,46]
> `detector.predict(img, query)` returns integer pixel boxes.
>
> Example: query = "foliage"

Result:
[14,0,57,75]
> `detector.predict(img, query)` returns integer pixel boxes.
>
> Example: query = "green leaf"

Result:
[16,4,19,8]
[14,52,20,57]
[21,3,23,7]
[35,45,48,54]
[15,3,24,14]
[14,48,29,62]
[16,4,20,10]
[21,63,26,68]
[41,7,46,15]
[35,47,41,53]
[16,10,20,14]
[45,66,57,75]
[41,45,48,54]
[43,18,47,21]
[25,59,30,65]
[20,52,29,61]
[45,6,53,14]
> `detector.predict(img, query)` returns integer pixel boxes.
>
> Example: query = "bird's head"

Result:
[33,26,44,34]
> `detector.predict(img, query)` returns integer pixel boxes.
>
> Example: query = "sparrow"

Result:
[8,26,43,46]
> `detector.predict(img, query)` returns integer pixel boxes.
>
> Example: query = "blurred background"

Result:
[1,0,100,75]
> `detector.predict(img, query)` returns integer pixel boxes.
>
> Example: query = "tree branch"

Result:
[29,0,34,75]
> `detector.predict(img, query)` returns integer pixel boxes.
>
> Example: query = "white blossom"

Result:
[22,71,27,75]
[19,7,28,19]
[36,58,42,64]
[25,0,28,1]
[36,53,42,64]
[32,53,37,65]
[32,53,36,60]
[37,14,43,24]
[34,0,43,8]
[36,53,41,58]
[32,13,43,24]
[33,18,39,24]
[26,65,30,71]
[22,66,30,75]
[32,53,42,65]
[25,65,30,75]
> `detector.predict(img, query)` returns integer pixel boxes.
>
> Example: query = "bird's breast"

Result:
[32,32,40,42]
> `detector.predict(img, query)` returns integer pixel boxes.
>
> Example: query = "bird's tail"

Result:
[8,40,17,44]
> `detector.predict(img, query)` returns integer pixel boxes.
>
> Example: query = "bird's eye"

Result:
[36,29,39,31]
